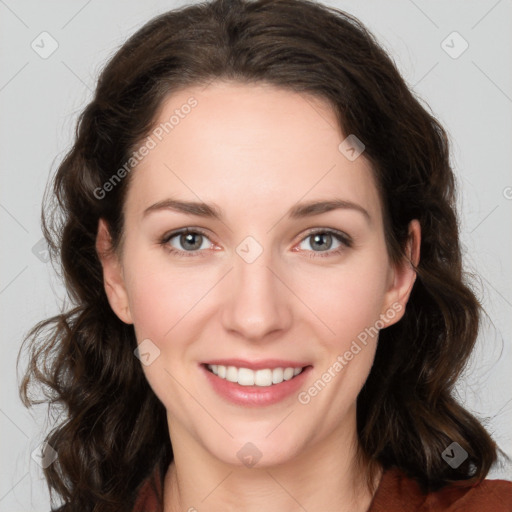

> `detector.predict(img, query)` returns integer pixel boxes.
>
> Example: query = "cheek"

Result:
[126,274,174,341]
[292,256,390,415]
[123,253,212,403]
[123,246,221,352]
[296,255,390,339]
[126,268,202,343]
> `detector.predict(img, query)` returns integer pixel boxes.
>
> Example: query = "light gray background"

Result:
[1,1,511,510]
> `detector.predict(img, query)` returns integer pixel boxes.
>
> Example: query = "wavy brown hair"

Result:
[18,0,507,510]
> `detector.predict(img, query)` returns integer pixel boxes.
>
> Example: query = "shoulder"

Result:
[369,467,512,512]
[131,464,164,512]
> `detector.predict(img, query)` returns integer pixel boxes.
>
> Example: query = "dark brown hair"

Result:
[18,0,507,510]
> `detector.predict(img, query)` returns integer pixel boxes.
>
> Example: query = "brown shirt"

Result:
[132,465,512,511]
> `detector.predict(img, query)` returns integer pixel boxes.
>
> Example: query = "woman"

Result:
[18,0,512,510]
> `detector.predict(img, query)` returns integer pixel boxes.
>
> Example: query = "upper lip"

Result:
[202,359,311,371]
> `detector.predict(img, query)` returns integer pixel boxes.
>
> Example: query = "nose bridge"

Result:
[220,234,291,340]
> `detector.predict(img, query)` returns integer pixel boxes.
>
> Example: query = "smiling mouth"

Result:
[204,364,308,387]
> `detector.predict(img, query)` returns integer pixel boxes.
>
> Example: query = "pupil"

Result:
[182,233,202,250]
[312,233,331,251]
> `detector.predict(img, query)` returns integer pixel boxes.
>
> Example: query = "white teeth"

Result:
[238,367,254,386]
[272,367,283,384]
[283,367,294,381]
[207,364,304,387]
[226,366,238,383]
[255,369,272,386]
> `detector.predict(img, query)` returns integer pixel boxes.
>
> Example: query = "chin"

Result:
[204,432,306,470]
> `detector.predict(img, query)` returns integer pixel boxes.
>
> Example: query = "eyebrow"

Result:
[142,198,370,222]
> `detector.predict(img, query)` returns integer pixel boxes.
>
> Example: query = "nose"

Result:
[220,244,293,343]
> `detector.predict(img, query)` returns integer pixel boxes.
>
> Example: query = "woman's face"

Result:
[98,81,417,468]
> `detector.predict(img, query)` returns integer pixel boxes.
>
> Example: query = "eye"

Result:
[160,228,214,257]
[159,227,352,258]
[296,229,352,257]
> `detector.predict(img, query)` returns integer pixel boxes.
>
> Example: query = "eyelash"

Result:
[159,227,352,259]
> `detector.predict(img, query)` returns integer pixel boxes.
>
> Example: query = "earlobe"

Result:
[95,218,133,324]
[382,219,421,326]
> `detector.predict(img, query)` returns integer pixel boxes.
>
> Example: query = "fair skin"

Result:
[96,81,420,512]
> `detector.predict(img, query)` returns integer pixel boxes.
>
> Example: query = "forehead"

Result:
[124,81,381,224]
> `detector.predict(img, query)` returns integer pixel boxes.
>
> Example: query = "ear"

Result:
[95,218,133,324]
[380,219,421,327]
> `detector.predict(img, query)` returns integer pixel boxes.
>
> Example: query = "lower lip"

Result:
[200,364,312,407]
